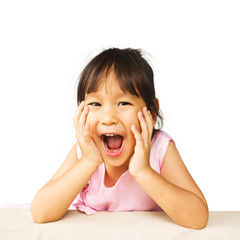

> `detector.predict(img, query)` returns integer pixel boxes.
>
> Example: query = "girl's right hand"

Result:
[73,101,103,166]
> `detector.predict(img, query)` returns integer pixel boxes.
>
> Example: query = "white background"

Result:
[0,0,239,211]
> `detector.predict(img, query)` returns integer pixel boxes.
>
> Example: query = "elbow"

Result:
[176,204,209,230]
[187,196,209,230]
[31,211,61,224]
[31,201,44,223]
[32,215,48,224]
[182,217,208,230]
[31,207,48,224]
[190,209,209,230]
[31,204,61,224]
[31,211,47,224]
[191,221,208,230]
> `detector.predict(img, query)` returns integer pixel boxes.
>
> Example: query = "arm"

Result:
[133,141,209,229]
[31,144,99,223]
[31,102,103,223]
[129,107,208,229]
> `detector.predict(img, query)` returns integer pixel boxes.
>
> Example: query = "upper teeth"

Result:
[105,134,116,136]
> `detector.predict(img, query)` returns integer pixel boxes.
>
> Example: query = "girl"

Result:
[31,48,208,229]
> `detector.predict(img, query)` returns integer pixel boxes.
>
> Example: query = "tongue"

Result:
[105,135,123,149]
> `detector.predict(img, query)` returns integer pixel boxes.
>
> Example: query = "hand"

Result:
[129,107,154,178]
[73,101,103,166]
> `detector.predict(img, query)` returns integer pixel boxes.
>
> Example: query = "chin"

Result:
[102,155,131,169]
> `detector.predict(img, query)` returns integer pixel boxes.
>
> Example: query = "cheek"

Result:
[125,113,141,132]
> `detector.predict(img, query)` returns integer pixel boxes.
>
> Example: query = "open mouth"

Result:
[102,134,124,157]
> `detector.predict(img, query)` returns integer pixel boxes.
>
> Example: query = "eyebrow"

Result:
[84,93,104,99]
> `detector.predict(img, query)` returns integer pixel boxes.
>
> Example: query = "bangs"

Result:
[77,48,154,103]
[87,66,141,97]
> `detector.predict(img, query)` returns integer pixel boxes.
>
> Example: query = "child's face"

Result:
[84,73,146,169]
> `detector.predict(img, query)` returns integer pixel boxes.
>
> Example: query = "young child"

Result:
[31,48,208,229]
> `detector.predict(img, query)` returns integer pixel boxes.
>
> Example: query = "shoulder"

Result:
[152,130,175,150]
[162,140,178,167]
[150,130,174,170]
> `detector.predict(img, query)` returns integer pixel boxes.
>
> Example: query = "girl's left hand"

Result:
[129,107,154,178]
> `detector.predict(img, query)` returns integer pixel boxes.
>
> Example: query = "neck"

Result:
[104,162,129,187]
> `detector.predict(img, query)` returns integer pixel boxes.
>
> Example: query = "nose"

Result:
[99,108,118,125]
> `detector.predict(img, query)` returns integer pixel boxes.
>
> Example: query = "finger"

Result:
[83,122,91,143]
[79,106,89,134]
[131,125,144,147]
[137,110,149,146]
[73,101,84,130]
[142,107,154,139]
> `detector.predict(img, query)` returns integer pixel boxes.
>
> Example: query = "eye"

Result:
[118,102,131,106]
[89,102,101,106]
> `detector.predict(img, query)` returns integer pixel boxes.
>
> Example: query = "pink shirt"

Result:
[70,130,173,215]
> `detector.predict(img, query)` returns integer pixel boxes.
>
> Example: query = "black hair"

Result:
[77,48,163,137]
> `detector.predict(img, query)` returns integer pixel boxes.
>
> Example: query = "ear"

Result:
[152,98,159,124]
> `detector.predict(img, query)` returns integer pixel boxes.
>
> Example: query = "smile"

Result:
[101,134,124,157]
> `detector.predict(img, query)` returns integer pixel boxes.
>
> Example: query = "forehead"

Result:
[86,71,124,95]
[86,78,127,98]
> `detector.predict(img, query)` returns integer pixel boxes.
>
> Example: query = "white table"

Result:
[0,209,240,240]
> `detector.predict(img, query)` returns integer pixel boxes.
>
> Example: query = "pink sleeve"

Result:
[156,131,175,171]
